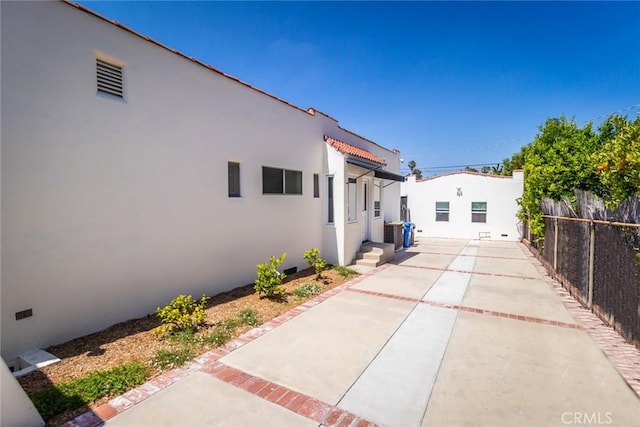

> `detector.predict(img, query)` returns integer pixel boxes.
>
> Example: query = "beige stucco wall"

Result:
[0,1,400,360]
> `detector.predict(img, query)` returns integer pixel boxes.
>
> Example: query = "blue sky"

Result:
[79,1,640,175]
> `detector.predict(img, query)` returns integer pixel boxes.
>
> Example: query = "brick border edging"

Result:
[63,265,390,427]
[519,241,640,398]
[346,287,582,330]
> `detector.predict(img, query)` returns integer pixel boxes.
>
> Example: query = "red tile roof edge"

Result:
[416,170,518,182]
[324,136,386,165]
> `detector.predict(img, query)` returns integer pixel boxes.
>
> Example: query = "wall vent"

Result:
[97,59,124,98]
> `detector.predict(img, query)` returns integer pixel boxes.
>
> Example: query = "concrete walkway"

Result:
[70,238,640,427]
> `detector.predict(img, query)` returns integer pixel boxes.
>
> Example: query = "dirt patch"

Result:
[17,267,356,425]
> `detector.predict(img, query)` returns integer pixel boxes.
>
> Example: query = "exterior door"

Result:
[362,179,370,242]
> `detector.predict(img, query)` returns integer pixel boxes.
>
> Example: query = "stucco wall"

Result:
[1,1,400,360]
[401,171,524,240]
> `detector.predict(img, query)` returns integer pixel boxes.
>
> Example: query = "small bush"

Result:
[254,253,287,298]
[304,248,327,279]
[237,308,262,327]
[333,265,358,278]
[202,320,237,347]
[152,347,194,371]
[156,294,209,336]
[31,363,149,421]
[293,282,323,299]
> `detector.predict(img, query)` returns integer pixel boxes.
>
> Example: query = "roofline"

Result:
[62,1,401,157]
[417,170,518,182]
[63,0,312,117]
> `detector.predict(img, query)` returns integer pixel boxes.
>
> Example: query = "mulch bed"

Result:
[16,267,355,426]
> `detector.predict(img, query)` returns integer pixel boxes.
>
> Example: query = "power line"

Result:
[402,103,640,169]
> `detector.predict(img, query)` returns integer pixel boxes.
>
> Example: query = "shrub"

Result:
[156,294,209,336]
[304,248,327,279]
[293,282,323,299]
[152,347,194,371]
[236,308,262,327]
[333,265,358,278]
[31,363,149,421]
[202,319,238,347]
[254,253,287,298]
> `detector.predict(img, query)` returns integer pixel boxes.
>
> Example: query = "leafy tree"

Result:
[465,166,479,173]
[407,160,423,179]
[520,116,601,238]
[501,146,528,176]
[593,116,640,208]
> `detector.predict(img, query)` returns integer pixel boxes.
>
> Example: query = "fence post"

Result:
[553,217,559,270]
[587,221,595,308]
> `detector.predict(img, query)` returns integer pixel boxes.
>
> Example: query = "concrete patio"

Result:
[70,238,639,427]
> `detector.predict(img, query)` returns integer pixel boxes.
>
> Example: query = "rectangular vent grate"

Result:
[97,59,123,98]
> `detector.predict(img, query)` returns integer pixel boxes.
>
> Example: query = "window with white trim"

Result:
[262,166,302,195]
[471,201,487,223]
[374,182,381,218]
[348,178,357,222]
[228,162,241,197]
[96,58,124,98]
[435,201,450,222]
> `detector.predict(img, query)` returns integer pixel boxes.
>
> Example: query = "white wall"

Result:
[401,171,524,240]
[0,1,400,360]
[0,359,44,427]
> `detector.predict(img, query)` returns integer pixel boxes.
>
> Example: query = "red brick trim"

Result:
[346,287,582,330]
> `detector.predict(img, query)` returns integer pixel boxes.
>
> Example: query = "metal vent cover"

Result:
[97,59,123,98]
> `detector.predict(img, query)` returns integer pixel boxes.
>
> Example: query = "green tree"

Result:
[520,116,601,238]
[407,160,423,179]
[501,146,528,176]
[593,116,640,208]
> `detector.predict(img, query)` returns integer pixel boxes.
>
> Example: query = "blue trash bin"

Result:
[403,222,413,248]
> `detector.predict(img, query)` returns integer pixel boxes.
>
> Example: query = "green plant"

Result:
[31,363,149,422]
[333,265,358,278]
[254,253,287,298]
[156,294,209,336]
[236,308,262,327]
[303,248,327,279]
[152,347,194,371]
[202,319,238,347]
[293,282,323,299]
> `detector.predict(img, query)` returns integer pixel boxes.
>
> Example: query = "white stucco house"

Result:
[401,170,524,240]
[1,1,403,363]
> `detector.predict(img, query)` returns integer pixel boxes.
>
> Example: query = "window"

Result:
[313,174,320,198]
[96,58,124,98]
[348,178,357,222]
[435,201,450,222]
[228,162,241,197]
[327,176,334,224]
[374,183,381,217]
[472,201,487,223]
[262,166,302,195]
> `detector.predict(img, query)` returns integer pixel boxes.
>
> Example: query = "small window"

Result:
[472,201,487,223]
[436,201,450,222]
[262,166,302,195]
[228,162,241,197]
[374,183,381,218]
[327,176,334,224]
[96,58,124,98]
[313,174,319,198]
[348,178,357,222]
